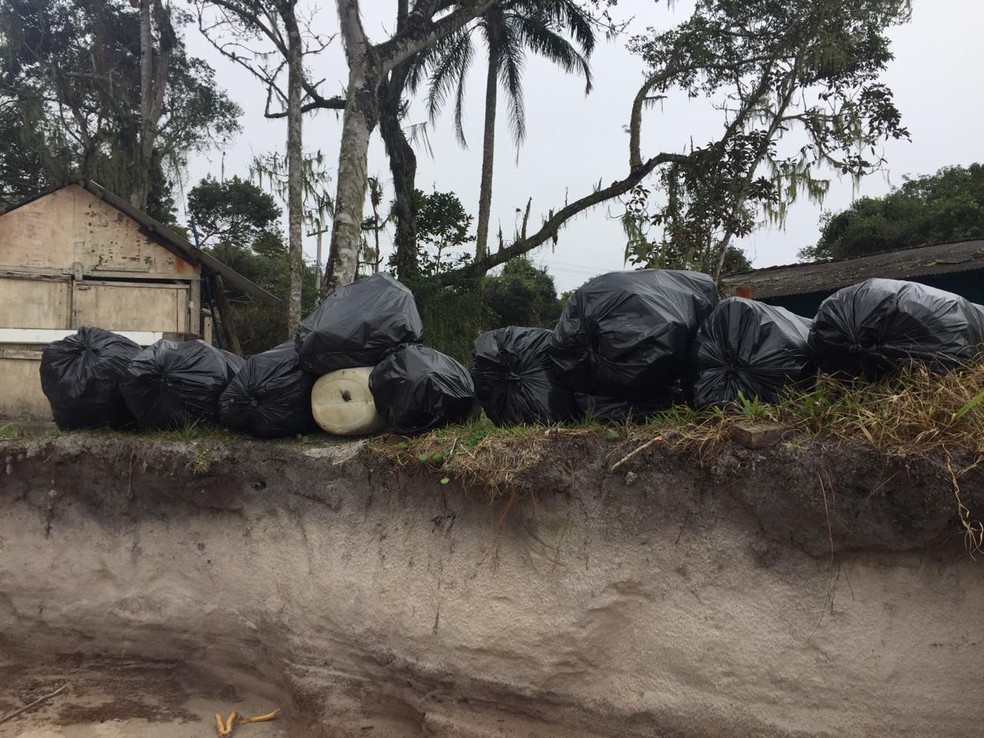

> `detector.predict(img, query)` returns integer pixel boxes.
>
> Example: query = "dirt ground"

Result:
[2,433,983,737]
[0,658,289,738]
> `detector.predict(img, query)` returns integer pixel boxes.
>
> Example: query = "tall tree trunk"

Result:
[326,0,498,293]
[379,0,418,282]
[325,0,377,295]
[282,0,304,334]
[475,18,499,261]
[132,0,173,211]
[324,73,378,295]
[133,0,152,209]
[379,63,418,282]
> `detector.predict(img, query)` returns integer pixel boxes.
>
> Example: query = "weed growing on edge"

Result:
[0,424,25,440]
[191,447,212,476]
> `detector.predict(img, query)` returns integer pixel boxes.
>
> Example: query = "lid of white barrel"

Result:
[311,366,388,436]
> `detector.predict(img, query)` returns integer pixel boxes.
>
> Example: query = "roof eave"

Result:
[76,179,281,306]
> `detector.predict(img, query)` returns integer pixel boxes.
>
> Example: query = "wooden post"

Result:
[212,275,243,356]
[316,229,323,295]
[307,225,331,297]
[201,309,213,345]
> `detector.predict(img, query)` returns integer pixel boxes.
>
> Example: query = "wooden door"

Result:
[71,280,190,333]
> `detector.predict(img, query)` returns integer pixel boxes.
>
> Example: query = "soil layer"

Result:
[1,431,982,737]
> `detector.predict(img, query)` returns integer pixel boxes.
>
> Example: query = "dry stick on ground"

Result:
[126,447,137,501]
[808,471,840,642]
[0,683,69,725]
[943,450,984,558]
[818,472,835,567]
[610,435,664,473]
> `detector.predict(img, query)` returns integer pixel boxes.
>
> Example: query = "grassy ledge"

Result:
[371,363,984,554]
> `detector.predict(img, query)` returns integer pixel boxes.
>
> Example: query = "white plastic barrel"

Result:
[310,366,388,436]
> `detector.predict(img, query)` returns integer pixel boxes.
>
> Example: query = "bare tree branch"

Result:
[433,151,693,286]
[197,0,345,114]
[376,0,498,69]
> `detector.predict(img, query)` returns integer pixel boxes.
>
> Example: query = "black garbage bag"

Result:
[684,297,814,407]
[472,327,578,426]
[369,345,477,434]
[39,327,141,430]
[551,269,718,399]
[295,273,423,374]
[575,384,682,423]
[121,339,245,430]
[219,344,317,438]
[808,278,984,380]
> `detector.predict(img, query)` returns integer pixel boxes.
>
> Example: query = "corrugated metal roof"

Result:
[722,239,984,298]
[1,179,281,305]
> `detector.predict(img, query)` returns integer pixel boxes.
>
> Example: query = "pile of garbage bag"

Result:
[684,298,813,407]
[219,343,317,438]
[36,269,984,436]
[295,273,423,374]
[40,327,141,430]
[121,339,244,430]
[808,278,984,380]
[471,327,577,426]
[370,345,477,434]
[550,269,718,410]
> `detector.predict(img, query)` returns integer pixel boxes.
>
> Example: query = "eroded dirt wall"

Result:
[0,434,982,737]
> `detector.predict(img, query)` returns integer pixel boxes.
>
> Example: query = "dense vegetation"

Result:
[800,164,984,262]
[0,0,240,217]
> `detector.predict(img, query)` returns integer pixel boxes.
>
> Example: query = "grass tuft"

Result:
[371,417,600,498]
[630,361,984,458]
[0,423,26,440]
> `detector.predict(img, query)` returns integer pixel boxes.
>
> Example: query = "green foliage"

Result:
[399,192,565,360]
[204,236,319,355]
[623,180,753,276]
[483,257,563,328]
[188,176,281,247]
[0,103,57,205]
[409,258,565,365]
[801,163,984,261]
[0,423,26,440]
[414,189,475,277]
[0,0,241,207]
[187,176,317,354]
[410,0,595,148]
[621,0,910,282]
[954,389,984,423]
[736,392,767,420]
[408,275,490,366]
[145,152,179,225]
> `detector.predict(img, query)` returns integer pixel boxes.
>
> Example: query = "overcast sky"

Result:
[184,1,984,292]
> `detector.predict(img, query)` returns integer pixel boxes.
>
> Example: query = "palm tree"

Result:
[410,1,595,261]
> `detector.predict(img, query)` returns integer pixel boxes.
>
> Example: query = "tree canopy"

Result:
[188,176,282,247]
[617,0,910,282]
[483,257,563,328]
[0,0,241,209]
[800,163,984,262]
[186,176,319,354]
[0,0,918,307]
[415,188,475,277]
[409,0,595,260]
[408,0,912,288]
